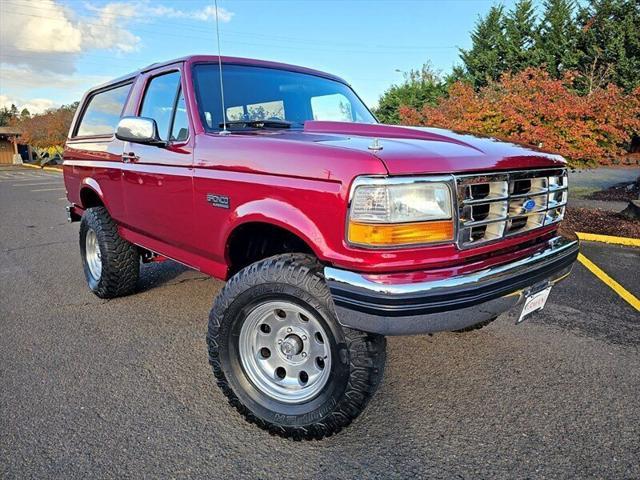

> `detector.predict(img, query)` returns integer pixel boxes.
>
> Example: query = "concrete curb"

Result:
[576,232,640,247]
[21,164,63,173]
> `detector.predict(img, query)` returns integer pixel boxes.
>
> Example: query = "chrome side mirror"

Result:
[115,117,166,147]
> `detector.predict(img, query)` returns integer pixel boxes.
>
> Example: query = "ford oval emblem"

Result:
[523,199,536,212]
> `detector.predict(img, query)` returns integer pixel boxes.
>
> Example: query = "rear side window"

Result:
[76,83,131,137]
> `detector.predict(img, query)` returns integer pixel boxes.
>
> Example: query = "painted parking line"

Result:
[0,173,37,178]
[576,232,640,248]
[0,175,43,181]
[578,253,640,312]
[1,177,61,183]
[12,182,62,187]
[30,187,66,192]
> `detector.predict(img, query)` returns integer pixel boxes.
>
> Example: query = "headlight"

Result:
[348,178,454,247]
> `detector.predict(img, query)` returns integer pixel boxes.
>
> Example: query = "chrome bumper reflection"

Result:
[324,236,579,335]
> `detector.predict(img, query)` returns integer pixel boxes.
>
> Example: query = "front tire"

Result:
[79,206,139,299]
[207,254,386,440]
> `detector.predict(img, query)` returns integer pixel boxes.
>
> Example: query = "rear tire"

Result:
[207,254,386,440]
[79,206,139,299]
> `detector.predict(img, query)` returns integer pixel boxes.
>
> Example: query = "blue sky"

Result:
[0,0,525,113]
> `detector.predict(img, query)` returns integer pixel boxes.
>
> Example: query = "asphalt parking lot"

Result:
[1,166,639,479]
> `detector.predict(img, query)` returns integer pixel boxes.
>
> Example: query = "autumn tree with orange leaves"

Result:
[377,0,640,165]
[10,102,78,149]
[399,68,640,166]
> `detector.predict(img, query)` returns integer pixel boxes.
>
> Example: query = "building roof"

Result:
[0,126,21,135]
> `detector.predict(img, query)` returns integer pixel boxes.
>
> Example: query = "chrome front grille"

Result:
[455,168,568,248]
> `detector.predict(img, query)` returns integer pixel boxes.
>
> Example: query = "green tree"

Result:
[375,64,447,124]
[576,0,640,93]
[537,0,580,77]
[504,0,541,71]
[0,108,10,126]
[20,108,30,119]
[459,6,508,88]
[0,105,18,126]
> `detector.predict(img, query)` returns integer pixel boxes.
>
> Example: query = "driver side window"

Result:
[140,71,189,142]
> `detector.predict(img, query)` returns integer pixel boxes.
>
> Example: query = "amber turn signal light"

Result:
[348,220,454,247]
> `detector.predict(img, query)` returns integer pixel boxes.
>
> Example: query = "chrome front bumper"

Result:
[325,236,579,335]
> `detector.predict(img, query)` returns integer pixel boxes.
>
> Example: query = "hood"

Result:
[301,121,566,175]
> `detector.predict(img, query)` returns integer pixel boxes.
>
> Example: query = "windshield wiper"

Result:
[219,119,295,129]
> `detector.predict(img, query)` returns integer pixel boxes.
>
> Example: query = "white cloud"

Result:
[179,4,234,22]
[0,94,56,115]
[79,3,140,53]
[0,0,234,112]
[0,65,110,92]
[86,2,234,23]
[0,63,111,104]
[0,0,140,73]
[0,64,111,113]
[4,1,82,54]
[0,1,234,73]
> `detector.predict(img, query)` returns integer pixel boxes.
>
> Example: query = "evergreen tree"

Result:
[20,108,31,119]
[0,105,17,126]
[446,65,469,85]
[459,6,508,88]
[0,108,10,127]
[538,0,580,77]
[504,0,541,71]
[375,64,447,124]
[576,0,640,93]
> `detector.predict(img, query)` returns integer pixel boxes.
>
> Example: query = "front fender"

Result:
[225,198,331,260]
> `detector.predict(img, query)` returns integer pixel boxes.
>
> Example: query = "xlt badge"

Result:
[207,193,230,209]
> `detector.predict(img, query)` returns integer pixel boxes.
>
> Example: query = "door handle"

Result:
[122,151,140,163]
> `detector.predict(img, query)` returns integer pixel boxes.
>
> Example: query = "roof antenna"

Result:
[214,0,229,135]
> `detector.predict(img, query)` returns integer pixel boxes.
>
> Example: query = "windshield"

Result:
[192,64,377,131]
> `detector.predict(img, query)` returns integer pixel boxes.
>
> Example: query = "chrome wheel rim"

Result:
[238,300,332,404]
[85,229,102,281]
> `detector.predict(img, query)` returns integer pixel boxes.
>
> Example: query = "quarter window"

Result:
[76,83,131,137]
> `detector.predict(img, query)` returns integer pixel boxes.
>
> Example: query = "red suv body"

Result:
[64,56,578,438]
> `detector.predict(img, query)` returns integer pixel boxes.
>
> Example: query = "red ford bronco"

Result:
[64,55,579,439]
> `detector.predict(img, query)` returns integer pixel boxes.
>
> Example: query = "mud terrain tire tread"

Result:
[207,253,386,440]
[79,206,139,299]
